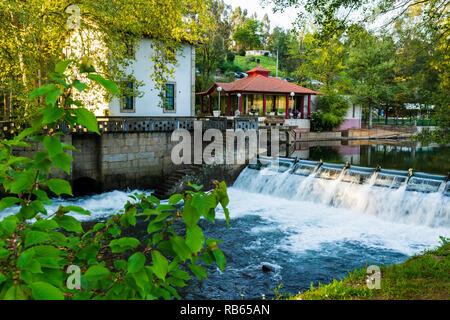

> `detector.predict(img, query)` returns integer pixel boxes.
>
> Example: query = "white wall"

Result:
[109,39,194,117]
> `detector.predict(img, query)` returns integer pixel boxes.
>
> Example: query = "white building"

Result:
[245,50,272,57]
[107,39,195,117]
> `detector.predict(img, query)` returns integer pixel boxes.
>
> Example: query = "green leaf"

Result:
[25,231,51,247]
[29,84,58,99]
[0,273,6,285]
[213,249,226,271]
[181,200,201,228]
[45,88,63,106]
[42,106,64,125]
[53,215,83,233]
[187,180,203,191]
[114,260,127,271]
[47,179,73,196]
[147,220,164,234]
[72,79,88,92]
[73,108,100,134]
[188,264,207,280]
[186,225,205,253]
[51,152,73,174]
[4,283,27,300]
[32,219,58,231]
[19,204,37,220]
[171,269,191,281]
[168,194,183,205]
[63,205,90,216]
[33,189,51,203]
[128,252,146,274]
[87,74,120,96]
[0,197,20,210]
[33,151,52,172]
[0,248,11,260]
[170,235,192,262]
[192,193,217,217]
[18,249,42,274]
[31,282,64,300]
[109,237,140,253]
[55,60,72,74]
[9,170,35,194]
[151,250,168,280]
[84,265,111,281]
[0,215,18,236]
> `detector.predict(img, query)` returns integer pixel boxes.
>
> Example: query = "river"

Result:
[1,140,449,299]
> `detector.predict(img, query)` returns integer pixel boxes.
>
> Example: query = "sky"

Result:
[224,0,303,31]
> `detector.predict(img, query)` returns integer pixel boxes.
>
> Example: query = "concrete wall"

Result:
[109,40,195,117]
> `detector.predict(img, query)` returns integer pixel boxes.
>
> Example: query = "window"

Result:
[120,81,135,113]
[164,83,175,112]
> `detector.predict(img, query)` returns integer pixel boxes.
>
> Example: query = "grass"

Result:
[289,237,450,300]
[233,55,286,77]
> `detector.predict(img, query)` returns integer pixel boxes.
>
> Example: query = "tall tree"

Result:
[294,32,345,89]
[233,19,263,51]
[261,13,271,49]
[346,29,406,128]
[0,0,210,117]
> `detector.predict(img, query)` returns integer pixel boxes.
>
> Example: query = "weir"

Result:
[234,157,450,228]
[246,156,449,195]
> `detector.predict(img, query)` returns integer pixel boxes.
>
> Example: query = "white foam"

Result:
[227,167,450,256]
[0,189,149,222]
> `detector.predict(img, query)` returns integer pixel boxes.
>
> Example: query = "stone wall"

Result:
[70,132,179,192]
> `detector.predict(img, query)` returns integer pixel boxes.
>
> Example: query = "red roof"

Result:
[198,75,319,96]
[197,65,320,96]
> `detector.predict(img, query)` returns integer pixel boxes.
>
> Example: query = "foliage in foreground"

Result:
[0,59,230,299]
[289,237,450,300]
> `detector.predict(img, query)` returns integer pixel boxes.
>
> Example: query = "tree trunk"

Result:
[368,104,373,129]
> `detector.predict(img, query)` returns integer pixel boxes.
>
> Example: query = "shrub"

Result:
[226,51,235,63]
[0,59,229,300]
[311,91,350,132]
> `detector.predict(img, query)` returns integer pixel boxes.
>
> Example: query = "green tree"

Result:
[345,30,406,128]
[295,32,345,89]
[233,19,263,51]
[0,0,210,118]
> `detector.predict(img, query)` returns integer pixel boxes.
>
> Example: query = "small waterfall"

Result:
[234,159,450,228]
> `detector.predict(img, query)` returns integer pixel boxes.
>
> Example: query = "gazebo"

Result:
[196,62,320,119]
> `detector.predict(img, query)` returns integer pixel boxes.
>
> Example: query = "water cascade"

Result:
[235,157,450,228]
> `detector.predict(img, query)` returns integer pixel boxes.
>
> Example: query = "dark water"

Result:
[290,140,450,175]
[180,216,408,300]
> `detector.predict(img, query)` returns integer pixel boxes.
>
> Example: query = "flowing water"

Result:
[1,145,449,299]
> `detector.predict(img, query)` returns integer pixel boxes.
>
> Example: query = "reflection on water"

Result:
[288,139,450,175]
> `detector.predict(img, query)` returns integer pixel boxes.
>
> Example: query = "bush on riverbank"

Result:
[290,236,450,300]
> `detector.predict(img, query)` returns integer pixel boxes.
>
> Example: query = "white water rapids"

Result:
[228,166,450,256]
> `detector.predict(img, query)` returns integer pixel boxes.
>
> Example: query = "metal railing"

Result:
[365,117,439,126]
[1,116,259,137]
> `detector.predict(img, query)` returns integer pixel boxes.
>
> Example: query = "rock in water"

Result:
[262,265,273,273]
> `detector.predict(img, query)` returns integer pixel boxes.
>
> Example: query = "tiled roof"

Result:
[198,75,320,95]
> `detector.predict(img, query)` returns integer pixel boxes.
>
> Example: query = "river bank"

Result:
[289,237,450,300]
